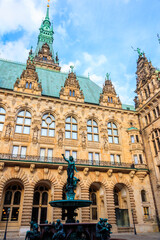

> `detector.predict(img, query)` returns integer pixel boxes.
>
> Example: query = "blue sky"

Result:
[0,0,160,105]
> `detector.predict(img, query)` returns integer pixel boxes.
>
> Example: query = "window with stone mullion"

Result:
[15,110,31,134]
[87,120,99,142]
[41,113,55,137]
[1,184,22,222]
[108,122,119,144]
[0,107,6,131]
[65,116,77,139]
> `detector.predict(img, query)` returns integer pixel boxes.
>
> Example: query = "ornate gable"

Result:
[99,74,121,108]
[14,49,42,95]
[60,67,84,102]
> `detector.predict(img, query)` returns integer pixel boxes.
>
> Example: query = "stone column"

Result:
[106,188,117,232]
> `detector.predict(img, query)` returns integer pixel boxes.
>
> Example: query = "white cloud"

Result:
[0,0,45,35]
[0,38,29,62]
[61,60,81,73]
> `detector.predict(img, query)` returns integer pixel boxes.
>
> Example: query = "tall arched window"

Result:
[32,185,49,224]
[1,184,22,221]
[65,116,78,139]
[89,187,98,220]
[87,119,99,142]
[141,190,147,202]
[152,129,160,155]
[0,107,6,131]
[15,110,31,134]
[107,122,119,144]
[41,113,55,137]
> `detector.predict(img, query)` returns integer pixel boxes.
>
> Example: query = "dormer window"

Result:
[29,83,32,89]
[69,90,72,96]
[111,97,113,103]
[26,82,28,88]
[43,57,47,61]
[73,90,75,97]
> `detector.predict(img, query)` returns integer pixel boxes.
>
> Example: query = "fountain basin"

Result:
[49,200,92,223]
[50,200,92,208]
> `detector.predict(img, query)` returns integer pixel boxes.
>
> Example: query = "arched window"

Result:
[0,107,6,131]
[41,113,55,137]
[87,119,99,142]
[108,97,110,102]
[141,190,147,202]
[32,185,49,224]
[29,83,32,89]
[1,184,22,221]
[152,129,160,155]
[73,90,75,97]
[89,187,98,220]
[107,122,119,144]
[26,82,28,88]
[65,116,77,139]
[69,90,72,96]
[111,97,113,103]
[15,110,31,134]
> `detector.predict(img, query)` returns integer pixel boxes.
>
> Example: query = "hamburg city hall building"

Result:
[0,3,160,239]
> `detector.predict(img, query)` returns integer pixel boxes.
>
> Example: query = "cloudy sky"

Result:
[0,0,160,105]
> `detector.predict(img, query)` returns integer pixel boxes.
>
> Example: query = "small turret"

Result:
[99,73,121,108]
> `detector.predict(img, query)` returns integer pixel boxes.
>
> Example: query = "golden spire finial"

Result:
[47,0,50,8]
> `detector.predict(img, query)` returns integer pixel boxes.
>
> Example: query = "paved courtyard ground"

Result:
[111,232,160,240]
[5,232,160,240]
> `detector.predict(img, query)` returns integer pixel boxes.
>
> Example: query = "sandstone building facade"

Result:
[0,4,160,238]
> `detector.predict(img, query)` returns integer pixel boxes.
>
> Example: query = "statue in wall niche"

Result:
[103,135,108,150]
[81,131,86,148]
[58,129,63,147]
[52,219,65,240]
[96,218,112,240]
[33,126,39,143]
[5,123,12,140]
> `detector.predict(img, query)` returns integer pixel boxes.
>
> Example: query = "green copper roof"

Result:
[34,6,54,59]
[0,59,135,110]
[122,104,135,111]
[127,127,138,131]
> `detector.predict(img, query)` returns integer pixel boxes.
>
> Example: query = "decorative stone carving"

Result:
[129,170,136,179]
[14,49,42,95]
[83,167,89,176]
[81,131,86,149]
[95,171,100,177]
[30,164,35,173]
[99,74,122,108]
[59,67,84,102]
[118,172,123,178]
[58,129,63,147]
[136,171,147,182]
[58,166,63,175]
[107,169,113,177]
[0,162,4,171]
[32,126,39,144]
[14,166,20,172]
[103,134,108,150]
[44,168,49,175]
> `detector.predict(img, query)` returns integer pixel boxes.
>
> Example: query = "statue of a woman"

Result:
[62,154,78,186]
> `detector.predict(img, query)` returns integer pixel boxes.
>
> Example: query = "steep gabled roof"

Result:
[0,59,135,111]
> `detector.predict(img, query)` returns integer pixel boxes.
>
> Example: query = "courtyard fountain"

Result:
[26,154,112,240]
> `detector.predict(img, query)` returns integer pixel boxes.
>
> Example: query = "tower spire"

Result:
[45,0,50,20]
[33,0,61,71]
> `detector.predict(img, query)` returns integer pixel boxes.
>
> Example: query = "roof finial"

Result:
[106,73,110,80]
[70,65,74,73]
[47,0,50,8]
